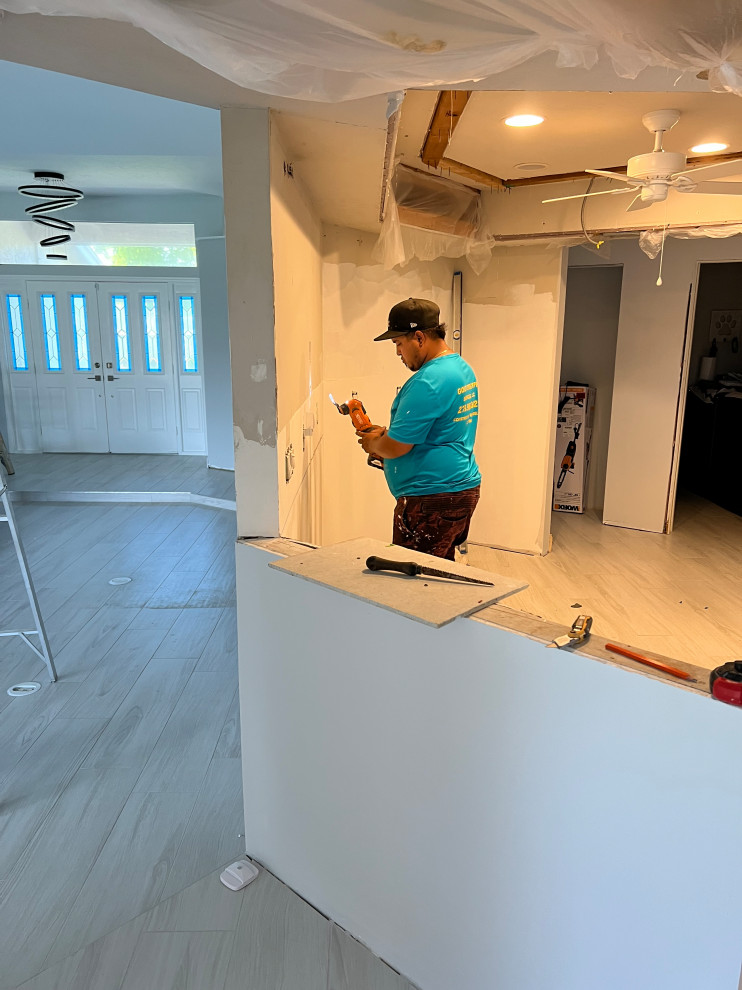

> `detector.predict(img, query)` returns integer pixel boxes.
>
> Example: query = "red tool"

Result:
[605,643,695,682]
[329,392,373,432]
[709,661,742,706]
[330,393,383,469]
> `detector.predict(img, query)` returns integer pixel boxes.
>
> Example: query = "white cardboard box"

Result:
[553,385,595,513]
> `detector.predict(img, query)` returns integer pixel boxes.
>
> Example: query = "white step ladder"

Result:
[0,463,57,683]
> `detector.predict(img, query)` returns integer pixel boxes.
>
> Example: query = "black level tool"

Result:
[365,556,494,586]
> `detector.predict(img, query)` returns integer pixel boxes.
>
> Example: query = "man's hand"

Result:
[356,425,386,454]
[356,425,413,460]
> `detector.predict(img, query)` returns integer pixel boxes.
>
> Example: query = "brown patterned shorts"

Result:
[392,485,480,561]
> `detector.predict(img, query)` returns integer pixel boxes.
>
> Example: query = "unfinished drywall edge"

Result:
[233,425,279,536]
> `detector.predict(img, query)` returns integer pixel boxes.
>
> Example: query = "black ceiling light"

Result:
[17,171,84,261]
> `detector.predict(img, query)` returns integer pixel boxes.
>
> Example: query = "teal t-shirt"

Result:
[384,353,481,498]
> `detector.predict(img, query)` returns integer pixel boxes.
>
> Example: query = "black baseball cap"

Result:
[374,298,440,341]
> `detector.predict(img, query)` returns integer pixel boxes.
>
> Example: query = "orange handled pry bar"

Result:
[605,643,695,682]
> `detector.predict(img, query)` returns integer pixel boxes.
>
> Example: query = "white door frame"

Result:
[663,276,697,533]
[0,275,205,455]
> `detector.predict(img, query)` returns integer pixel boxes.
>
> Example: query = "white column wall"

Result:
[196,236,234,470]
[463,246,568,553]
[222,108,279,537]
[238,542,742,990]
[270,119,324,546]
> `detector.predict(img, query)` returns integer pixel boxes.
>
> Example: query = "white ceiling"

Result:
[0,59,223,196]
[397,90,742,182]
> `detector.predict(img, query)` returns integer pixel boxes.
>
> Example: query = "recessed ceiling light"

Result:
[690,142,728,154]
[514,162,548,171]
[505,114,544,128]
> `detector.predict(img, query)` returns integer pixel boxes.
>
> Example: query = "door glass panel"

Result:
[142,295,162,372]
[6,294,29,370]
[40,293,61,371]
[112,295,132,372]
[179,296,198,372]
[71,294,91,371]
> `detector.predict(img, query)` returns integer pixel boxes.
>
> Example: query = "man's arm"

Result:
[357,426,413,460]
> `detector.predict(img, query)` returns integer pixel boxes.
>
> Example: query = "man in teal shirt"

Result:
[357,298,481,561]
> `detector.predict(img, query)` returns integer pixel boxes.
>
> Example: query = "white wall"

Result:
[270,119,324,545]
[572,236,742,532]
[320,225,456,545]
[463,245,567,553]
[222,108,279,537]
[561,263,622,510]
[237,542,742,990]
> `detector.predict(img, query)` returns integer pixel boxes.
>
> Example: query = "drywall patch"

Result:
[233,425,280,537]
[251,361,268,383]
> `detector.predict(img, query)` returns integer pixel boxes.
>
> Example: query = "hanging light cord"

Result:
[580,177,604,247]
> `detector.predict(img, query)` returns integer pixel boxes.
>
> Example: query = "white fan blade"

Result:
[677,180,742,195]
[625,194,654,212]
[542,187,635,204]
[585,169,640,185]
[673,158,742,181]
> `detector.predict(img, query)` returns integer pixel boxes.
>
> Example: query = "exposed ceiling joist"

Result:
[420,91,471,168]
[439,158,505,189]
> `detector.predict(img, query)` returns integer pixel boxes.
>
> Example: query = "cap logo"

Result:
[410,322,417,327]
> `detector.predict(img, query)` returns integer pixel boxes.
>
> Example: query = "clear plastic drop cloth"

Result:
[374,165,494,273]
[639,224,742,258]
[2,0,742,101]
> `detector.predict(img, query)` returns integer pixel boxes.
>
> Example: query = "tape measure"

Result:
[709,661,742,707]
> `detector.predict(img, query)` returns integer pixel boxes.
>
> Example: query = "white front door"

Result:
[25,281,109,453]
[97,282,178,454]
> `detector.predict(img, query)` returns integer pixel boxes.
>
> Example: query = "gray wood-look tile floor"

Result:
[1,455,416,990]
[5,452,236,501]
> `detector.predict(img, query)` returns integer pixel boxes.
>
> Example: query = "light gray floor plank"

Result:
[161,757,244,900]
[46,789,198,970]
[213,689,241,759]
[329,926,418,990]
[0,682,86,783]
[223,869,331,990]
[0,767,140,989]
[195,607,237,674]
[187,545,236,608]
[127,607,183,633]
[105,555,183,609]
[81,660,196,769]
[146,869,243,934]
[146,568,210,608]
[48,605,141,682]
[119,930,235,990]
[133,671,235,793]
[12,914,147,990]
[0,717,106,880]
[58,626,177,718]
[153,608,221,659]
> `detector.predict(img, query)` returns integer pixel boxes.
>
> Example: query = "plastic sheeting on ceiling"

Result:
[2,0,742,102]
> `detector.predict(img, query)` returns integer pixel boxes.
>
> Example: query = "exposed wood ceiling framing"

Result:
[420,91,471,168]
[416,91,742,190]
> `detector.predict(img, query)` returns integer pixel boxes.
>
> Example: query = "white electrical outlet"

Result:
[709,310,742,342]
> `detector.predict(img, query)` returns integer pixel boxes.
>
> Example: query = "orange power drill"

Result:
[329,393,383,469]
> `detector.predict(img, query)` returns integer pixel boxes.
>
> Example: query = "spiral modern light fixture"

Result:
[17,171,84,261]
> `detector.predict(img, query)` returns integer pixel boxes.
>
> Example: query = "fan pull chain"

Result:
[656,201,669,286]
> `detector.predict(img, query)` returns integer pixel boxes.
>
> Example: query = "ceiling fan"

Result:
[542,109,742,212]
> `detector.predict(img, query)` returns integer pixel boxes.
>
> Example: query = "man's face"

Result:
[392,332,423,371]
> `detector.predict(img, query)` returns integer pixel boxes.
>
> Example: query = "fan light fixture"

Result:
[690,142,728,154]
[505,114,544,127]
